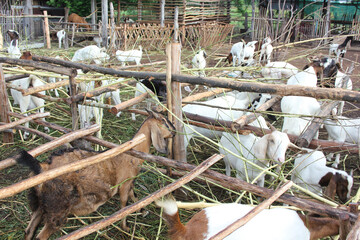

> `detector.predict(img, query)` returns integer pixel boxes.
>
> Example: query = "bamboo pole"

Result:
[0,112,50,132]
[166,43,173,159]
[57,153,223,240]
[110,92,148,114]
[43,11,51,49]
[128,150,358,222]
[0,58,76,76]
[0,64,13,142]
[0,122,54,141]
[182,88,231,105]
[0,134,145,200]
[69,75,79,131]
[209,181,293,240]
[0,124,100,171]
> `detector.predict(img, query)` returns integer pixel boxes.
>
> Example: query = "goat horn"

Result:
[289,142,303,151]
[266,122,277,132]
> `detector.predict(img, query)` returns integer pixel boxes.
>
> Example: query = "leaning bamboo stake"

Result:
[0,122,54,141]
[18,80,70,96]
[0,112,50,132]
[232,96,281,130]
[110,92,148,115]
[209,181,293,240]
[166,43,173,159]
[58,153,223,240]
[0,124,100,171]
[0,64,13,142]
[0,134,145,200]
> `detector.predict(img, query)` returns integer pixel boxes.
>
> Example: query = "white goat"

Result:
[10,75,49,139]
[115,46,142,66]
[261,62,298,83]
[291,150,353,203]
[182,92,264,159]
[259,37,273,65]
[157,199,314,240]
[240,40,258,66]
[333,71,352,115]
[219,125,294,187]
[226,41,245,67]
[72,45,109,64]
[192,49,207,77]
[56,29,66,49]
[324,116,360,167]
[78,72,122,138]
[281,57,339,137]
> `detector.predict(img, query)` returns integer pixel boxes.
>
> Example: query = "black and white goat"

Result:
[131,77,167,121]
[7,30,21,58]
[329,36,352,67]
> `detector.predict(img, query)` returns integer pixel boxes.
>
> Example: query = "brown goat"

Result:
[20,51,32,60]
[16,110,175,240]
[298,214,340,240]
[68,13,91,31]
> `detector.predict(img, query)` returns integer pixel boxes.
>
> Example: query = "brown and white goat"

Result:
[157,199,341,240]
[16,110,175,240]
[68,13,91,31]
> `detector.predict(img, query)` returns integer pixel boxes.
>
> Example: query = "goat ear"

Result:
[253,134,269,160]
[319,172,333,187]
[150,123,168,154]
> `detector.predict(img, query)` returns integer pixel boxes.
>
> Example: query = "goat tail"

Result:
[15,150,42,175]
[156,198,186,235]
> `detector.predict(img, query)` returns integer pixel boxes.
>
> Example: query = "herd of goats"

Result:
[2,26,360,239]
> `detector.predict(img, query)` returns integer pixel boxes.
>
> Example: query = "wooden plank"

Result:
[44,11,51,49]
[0,64,13,142]
[0,112,50,132]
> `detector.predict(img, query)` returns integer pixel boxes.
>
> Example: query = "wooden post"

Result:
[24,0,34,41]
[117,0,121,25]
[91,0,97,31]
[0,64,13,142]
[181,0,186,44]
[174,7,179,43]
[160,0,165,27]
[138,0,142,21]
[69,75,79,131]
[101,0,109,47]
[0,26,3,50]
[64,7,69,49]
[71,24,75,47]
[43,11,51,49]
[251,0,255,40]
[166,44,173,159]
[109,2,116,54]
[324,0,331,44]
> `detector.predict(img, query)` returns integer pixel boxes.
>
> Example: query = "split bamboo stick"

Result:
[0,112,50,132]
[182,88,231,105]
[110,92,148,115]
[209,181,293,240]
[0,124,100,171]
[57,153,223,240]
[0,134,145,200]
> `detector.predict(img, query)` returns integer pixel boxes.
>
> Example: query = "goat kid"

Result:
[9,75,49,139]
[131,77,167,121]
[261,61,298,83]
[240,40,258,66]
[291,150,353,203]
[72,45,109,64]
[219,124,295,187]
[192,49,207,77]
[329,36,352,67]
[115,46,143,66]
[56,29,66,49]
[7,30,20,58]
[157,198,340,240]
[259,37,273,65]
[16,110,175,240]
[226,41,245,67]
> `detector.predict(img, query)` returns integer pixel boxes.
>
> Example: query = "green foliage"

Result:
[46,0,91,16]
[232,0,252,15]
